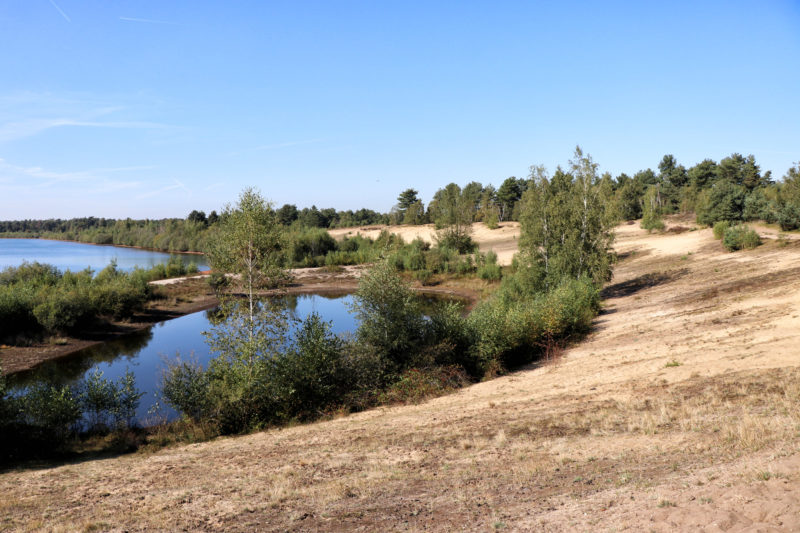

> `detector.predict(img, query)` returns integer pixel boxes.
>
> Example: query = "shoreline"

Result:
[0,271,482,376]
[0,235,206,257]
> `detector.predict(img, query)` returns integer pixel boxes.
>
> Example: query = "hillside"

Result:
[3,219,800,532]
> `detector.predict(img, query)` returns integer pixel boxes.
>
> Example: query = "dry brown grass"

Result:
[3,217,800,531]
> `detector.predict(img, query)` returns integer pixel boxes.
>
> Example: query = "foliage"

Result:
[641,185,665,231]
[161,357,213,422]
[466,276,599,374]
[81,368,143,431]
[269,313,351,420]
[696,181,747,226]
[518,148,615,291]
[350,262,426,371]
[712,220,730,240]
[722,225,761,251]
[430,183,477,253]
[0,261,154,341]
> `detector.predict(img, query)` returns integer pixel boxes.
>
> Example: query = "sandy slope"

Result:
[329,222,521,265]
[3,220,800,532]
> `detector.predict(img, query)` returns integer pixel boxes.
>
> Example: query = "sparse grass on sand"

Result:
[3,217,800,532]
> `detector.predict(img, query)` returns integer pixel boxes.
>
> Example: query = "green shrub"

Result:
[165,255,186,277]
[350,262,426,371]
[712,220,730,240]
[743,189,775,222]
[435,230,476,254]
[722,225,761,251]
[270,313,349,420]
[455,255,475,275]
[17,383,82,444]
[32,290,93,333]
[411,269,432,285]
[641,210,665,231]
[776,202,800,231]
[697,181,747,225]
[161,357,213,423]
[81,368,143,431]
[207,272,230,294]
[477,263,502,281]
[467,277,598,375]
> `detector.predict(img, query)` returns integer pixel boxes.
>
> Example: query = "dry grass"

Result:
[3,217,800,531]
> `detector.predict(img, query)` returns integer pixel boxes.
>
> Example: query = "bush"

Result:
[477,263,502,281]
[743,189,775,222]
[722,225,761,251]
[697,181,747,226]
[641,212,665,231]
[207,272,230,294]
[712,220,730,240]
[435,230,476,254]
[81,368,143,431]
[467,277,598,375]
[16,383,82,444]
[776,202,800,231]
[32,290,93,333]
[161,357,213,423]
[270,313,349,420]
[350,262,426,371]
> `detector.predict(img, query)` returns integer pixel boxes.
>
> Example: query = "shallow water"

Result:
[0,238,208,273]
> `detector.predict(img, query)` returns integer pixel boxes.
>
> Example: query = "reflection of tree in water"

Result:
[9,327,154,389]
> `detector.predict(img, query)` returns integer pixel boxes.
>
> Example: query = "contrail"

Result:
[48,0,71,23]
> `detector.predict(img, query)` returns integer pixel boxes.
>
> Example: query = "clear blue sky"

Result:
[1,1,798,219]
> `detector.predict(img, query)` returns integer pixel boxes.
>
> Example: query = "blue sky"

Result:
[0,1,798,219]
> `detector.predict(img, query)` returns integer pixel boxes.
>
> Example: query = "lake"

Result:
[0,238,208,273]
[10,293,359,425]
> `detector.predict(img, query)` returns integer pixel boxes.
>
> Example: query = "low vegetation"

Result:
[0,257,198,344]
[721,224,761,251]
[0,365,143,464]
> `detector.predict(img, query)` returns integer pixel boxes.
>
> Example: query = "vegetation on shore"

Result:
[0,257,198,344]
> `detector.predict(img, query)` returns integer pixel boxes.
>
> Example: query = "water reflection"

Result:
[8,292,465,425]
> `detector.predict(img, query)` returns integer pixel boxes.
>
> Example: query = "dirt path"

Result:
[3,220,800,531]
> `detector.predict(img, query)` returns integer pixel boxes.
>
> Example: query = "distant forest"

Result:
[1,152,798,253]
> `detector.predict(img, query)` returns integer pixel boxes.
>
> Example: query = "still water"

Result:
[10,294,358,425]
[0,238,208,273]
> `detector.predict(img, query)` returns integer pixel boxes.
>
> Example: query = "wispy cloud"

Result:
[0,117,170,143]
[135,179,190,200]
[0,92,176,143]
[0,157,144,189]
[48,0,71,23]
[119,16,181,26]
[227,138,325,156]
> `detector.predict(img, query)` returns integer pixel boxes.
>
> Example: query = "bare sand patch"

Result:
[329,222,521,265]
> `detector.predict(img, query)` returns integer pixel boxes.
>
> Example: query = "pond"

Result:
[10,293,360,425]
[0,238,208,273]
